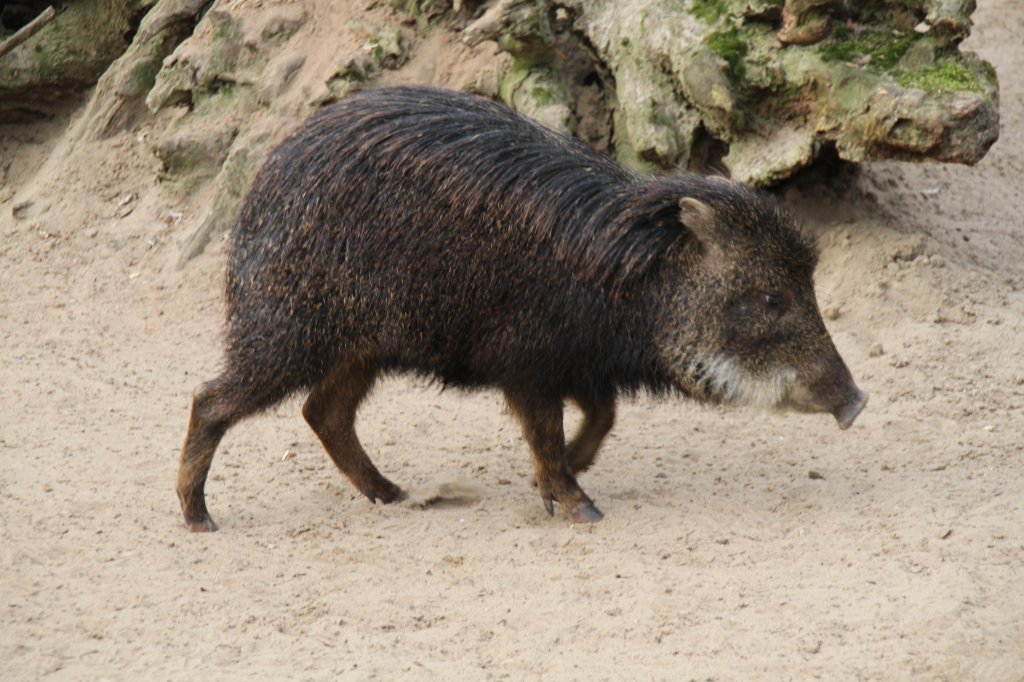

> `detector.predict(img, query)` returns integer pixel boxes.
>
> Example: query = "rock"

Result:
[77,0,993,265]
[72,0,215,142]
[176,120,280,268]
[777,0,832,45]
[0,1,155,121]
[155,111,241,192]
[499,62,573,132]
[319,21,409,105]
[528,0,998,184]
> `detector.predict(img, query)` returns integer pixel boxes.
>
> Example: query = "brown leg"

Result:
[504,391,603,523]
[177,378,243,532]
[302,355,405,505]
[566,394,616,475]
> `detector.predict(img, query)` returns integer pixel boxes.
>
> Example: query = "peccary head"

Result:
[655,183,867,429]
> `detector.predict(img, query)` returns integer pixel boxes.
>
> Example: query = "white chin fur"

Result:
[687,355,797,409]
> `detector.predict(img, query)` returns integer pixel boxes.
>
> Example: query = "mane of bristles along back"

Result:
[309,87,689,292]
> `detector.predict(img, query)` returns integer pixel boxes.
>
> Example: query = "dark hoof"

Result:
[178,491,218,532]
[543,496,555,516]
[570,503,604,524]
[366,479,406,505]
[184,516,219,532]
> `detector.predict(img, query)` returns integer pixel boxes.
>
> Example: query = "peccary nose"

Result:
[833,387,868,430]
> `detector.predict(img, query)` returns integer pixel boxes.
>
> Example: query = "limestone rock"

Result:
[0,1,154,121]
[489,0,999,184]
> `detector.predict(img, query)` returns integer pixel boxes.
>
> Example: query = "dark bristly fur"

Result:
[176,86,864,531]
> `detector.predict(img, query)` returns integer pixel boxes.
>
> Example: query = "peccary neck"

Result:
[576,266,684,399]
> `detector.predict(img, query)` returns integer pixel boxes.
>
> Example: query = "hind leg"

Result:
[302,355,405,505]
[505,390,603,524]
[566,394,616,475]
[177,376,261,532]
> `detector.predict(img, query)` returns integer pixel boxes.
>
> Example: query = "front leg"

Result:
[504,390,604,523]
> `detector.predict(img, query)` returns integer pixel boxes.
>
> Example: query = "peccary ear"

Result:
[679,197,717,246]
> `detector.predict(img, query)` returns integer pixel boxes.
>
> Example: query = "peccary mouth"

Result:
[776,378,868,429]
[832,388,868,430]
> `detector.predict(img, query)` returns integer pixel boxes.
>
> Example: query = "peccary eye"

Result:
[764,292,785,314]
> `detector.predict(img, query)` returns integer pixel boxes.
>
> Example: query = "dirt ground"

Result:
[1,2,1022,679]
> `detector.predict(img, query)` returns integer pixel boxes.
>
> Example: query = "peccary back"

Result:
[226,86,695,402]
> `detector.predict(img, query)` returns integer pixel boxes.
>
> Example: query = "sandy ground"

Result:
[2,2,1023,679]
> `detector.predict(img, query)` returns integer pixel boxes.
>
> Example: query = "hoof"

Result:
[542,496,555,516]
[184,516,218,532]
[179,493,218,532]
[570,503,604,524]
[365,480,406,505]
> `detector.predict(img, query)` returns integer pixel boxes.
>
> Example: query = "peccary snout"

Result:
[786,350,868,430]
[834,385,868,430]
[814,353,869,430]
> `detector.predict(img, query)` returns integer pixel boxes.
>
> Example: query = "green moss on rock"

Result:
[818,28,921,72]
[0,0,136,96]
[498,58,573,132]
[705,27,748,80]
[690,0,733,24]
[898,60,986,95]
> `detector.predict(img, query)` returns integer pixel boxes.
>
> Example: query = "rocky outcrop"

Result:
[474,0,998,185]
[2,0,998,263]
[72,0,215,141]
[0,1,156,121]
